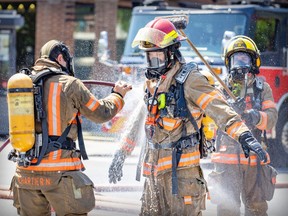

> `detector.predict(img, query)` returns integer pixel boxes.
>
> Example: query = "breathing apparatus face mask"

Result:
[46,43,75,77]
[228,52,252,82]
[145,48,174,80]
[59,45,75,77]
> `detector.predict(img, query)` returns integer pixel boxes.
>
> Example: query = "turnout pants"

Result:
[208,164,270,216]
[10,169,95,216]
[140,166,207,216]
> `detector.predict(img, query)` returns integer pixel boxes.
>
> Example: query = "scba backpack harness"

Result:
[7,68,88,167]
[144,62,212,194]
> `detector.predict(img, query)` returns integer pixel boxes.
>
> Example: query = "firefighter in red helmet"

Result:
[108,19,267,215]
[9,39,132,216]
[208,35,278,216]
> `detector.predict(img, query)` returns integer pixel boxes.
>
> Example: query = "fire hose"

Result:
[81,80,115,87]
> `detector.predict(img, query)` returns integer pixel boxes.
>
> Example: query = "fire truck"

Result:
[0,10,24,136]
[118,1,288,158]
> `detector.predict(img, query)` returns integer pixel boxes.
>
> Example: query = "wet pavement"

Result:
[1,135,288,216]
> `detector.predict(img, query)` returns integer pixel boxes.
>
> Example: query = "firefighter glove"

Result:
[230,97,246,115]
[242,109,260,127]
[238,131,267,163]
[108,149,127,184]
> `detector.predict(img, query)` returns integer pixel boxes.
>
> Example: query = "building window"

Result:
[254,18,277,52]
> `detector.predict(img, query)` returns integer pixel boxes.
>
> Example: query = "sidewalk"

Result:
[1,136,287,216]
[82,134,288,188]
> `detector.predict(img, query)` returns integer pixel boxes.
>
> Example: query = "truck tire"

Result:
[268,108,288,167]
[277,106,288,156]
[268,105,288,167]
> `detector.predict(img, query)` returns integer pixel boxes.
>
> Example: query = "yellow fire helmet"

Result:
[224,35,261,74]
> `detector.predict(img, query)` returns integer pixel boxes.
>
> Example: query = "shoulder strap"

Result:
[253,76,264,111]
[175,62,197,84]
[174,62,200,135]
[31,68,76,165]
[76,115,88,160]
[254,76,264,92]
[31,68,64,83]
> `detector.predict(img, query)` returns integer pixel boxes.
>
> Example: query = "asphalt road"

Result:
[0,136,288,216]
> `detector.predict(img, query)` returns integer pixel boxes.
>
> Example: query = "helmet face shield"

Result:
[229,52,252,69]
[146,51,166,69]
[229,52,252,82]
[145,50,169,80]
[132,27,185,50]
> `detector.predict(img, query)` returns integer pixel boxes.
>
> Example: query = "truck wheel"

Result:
[277,106,288,155]
[269,106,288,167]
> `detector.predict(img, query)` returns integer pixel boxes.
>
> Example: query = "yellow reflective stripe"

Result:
[256,111,268,130]
[68,112,78,124]
[143,163,152,176]
[142,163,157,176]
[85,96,100,111]
[160,118,181,131]
[226,121,244,139]
[184,196,192,205]
[262,100,276,110]
[211,152,270,165]
[161,30,178,46]
[19,157,84,171]
[110,94,124,112]
[157,156,172,171]
[196,90,221,110]
[241,154,270,165]
[157,152,200,172]
[49,150,60,160]
[178,151,200,167]
[211,152,241,164]
[48,82,62,135]
[191,108,201,118]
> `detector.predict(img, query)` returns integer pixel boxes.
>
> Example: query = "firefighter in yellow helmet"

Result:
[9,39,132,215]
[108,19,268,215]
[209,35,278,216]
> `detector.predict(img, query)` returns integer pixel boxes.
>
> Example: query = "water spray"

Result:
[156,15,237,101]
[0,79,129,153]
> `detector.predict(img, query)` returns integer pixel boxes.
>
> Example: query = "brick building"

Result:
[0,0,227,79]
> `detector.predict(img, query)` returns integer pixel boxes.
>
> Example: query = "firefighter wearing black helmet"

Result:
[108,19,268,215]
[209,35,278,216]
[9,39,132,215]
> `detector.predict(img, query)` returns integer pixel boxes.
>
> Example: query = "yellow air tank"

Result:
[7,73,35,153]
[202,115,217,141]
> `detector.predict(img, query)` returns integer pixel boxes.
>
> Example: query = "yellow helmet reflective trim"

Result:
[132,27,179,49]
[224,35,261,68]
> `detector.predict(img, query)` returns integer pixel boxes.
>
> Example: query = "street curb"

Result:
[83,134,116,142]
[95,185,143,192]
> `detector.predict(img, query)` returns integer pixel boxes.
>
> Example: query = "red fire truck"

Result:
[118,1,288,159]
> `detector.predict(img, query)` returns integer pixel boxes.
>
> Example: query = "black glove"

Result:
[238,131,267,163]
[242,109,260,127]
[230,97,246,115]
[108,149,127,184]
